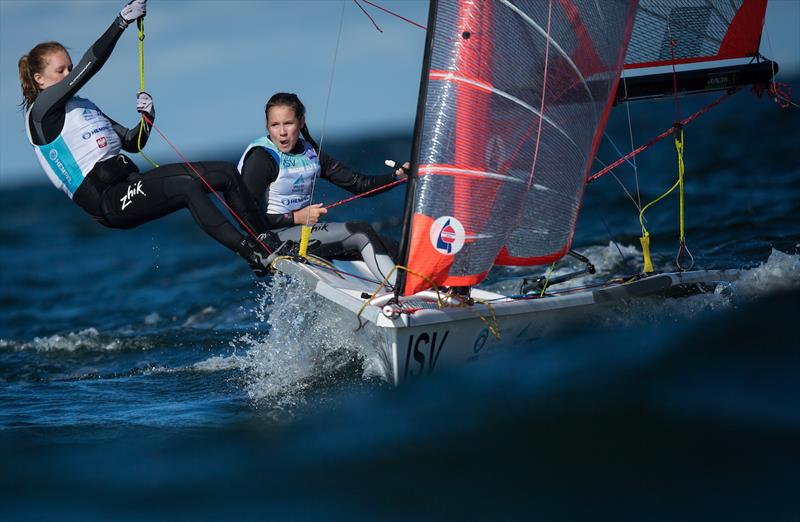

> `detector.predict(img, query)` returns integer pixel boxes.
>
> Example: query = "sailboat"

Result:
[271,0,780,384]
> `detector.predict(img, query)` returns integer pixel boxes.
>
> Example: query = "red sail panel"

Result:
[403,0,507,296]
[624,0,767,70]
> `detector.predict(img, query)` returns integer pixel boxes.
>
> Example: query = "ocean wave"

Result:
[0,328,152,353]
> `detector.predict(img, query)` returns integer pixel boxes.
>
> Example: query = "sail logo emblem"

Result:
[430,216,465,255]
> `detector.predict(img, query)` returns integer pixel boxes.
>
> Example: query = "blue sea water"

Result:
[1,84,799,520]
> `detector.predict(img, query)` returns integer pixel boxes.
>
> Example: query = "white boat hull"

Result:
[273,257,741,385]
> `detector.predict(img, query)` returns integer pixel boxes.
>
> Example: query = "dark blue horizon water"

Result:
[2,82,799,520]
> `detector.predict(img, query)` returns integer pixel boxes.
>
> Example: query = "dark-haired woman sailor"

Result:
[239,92,409,285]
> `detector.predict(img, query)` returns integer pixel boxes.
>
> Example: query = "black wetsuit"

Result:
[27,16,268,257]
[240,145,399,283]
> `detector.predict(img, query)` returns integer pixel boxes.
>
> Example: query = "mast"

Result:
[395,0,438,298]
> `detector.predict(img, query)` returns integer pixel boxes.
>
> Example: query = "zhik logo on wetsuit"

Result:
[120,180,146,210]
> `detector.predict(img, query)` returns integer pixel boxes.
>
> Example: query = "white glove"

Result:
[136,91,155,119]
[120,0,146,24]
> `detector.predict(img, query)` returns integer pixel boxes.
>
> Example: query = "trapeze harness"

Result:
[238,137,398,284]
[25,16,268,258]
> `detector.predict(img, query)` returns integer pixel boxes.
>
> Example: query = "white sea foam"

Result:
[182,306,217,327]
[0,327,151,353]
[192,354,247,372]
[734,248,800,296]
[236,273,381,410]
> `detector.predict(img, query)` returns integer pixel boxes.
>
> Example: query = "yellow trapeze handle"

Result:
[136,18,159,169]
[298,225,312,258]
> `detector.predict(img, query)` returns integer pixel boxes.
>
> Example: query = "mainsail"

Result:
[618,0,773,103]
[398,0,638,295]
[624,0,768,69]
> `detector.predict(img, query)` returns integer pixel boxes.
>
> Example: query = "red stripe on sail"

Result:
[404,0,498,295]
[454,0,494,225]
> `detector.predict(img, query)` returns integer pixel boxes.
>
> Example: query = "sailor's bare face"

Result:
[34,50,73,90]
[267,105,304,153]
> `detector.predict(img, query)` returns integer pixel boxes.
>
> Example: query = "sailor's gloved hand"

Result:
[120,0,147,25]
[136,91,155,120]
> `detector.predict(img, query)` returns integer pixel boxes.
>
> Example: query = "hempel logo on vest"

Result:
[281,195,311,207]
[48,149,73,184]
[429,216,465,255]
[120,180,146,210]
[81,124,112,140]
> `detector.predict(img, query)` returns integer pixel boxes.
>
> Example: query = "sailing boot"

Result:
[237,232,282,277]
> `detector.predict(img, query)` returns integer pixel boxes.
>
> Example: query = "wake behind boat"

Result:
[270,0,789,384]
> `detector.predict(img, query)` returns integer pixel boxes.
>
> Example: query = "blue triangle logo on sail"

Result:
[437,219,456,254]
[430,216,465,256]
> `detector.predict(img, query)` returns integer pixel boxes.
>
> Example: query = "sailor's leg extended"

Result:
[186,161,269,236]
[274,221,397,285]
[98,164,275,274]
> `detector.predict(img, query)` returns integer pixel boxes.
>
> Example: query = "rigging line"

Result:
[603,133,636,171]
[587,89,738,184]
[135,19,158,169]
[353,0,382,32]
[324,177,407,210]
[140,114,272,254]
[306,0,347,226]
[593,156,643,212]
[600,216,629,262]
[360,0,426,30]
[762,17,800,110]
[622,70,641,209]
[527,0,553,190]
[667,24,682,122]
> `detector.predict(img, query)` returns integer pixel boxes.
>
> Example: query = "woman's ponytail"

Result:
[18,41,67,109]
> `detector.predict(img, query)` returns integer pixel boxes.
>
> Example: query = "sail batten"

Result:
[497,0,595,105]
[430,70,581,149]
[419,165,529,184]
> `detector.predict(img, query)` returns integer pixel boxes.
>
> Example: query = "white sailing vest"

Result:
[237,137,320,214]
[26,96,122,199]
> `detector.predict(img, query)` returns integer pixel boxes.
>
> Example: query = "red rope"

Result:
[586,89,739,184]
[141,114,272,254]
[359,0,426,30]
[324,177,407,210]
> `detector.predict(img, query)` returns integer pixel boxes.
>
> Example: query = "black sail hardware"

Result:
[614,60,779,104]
[520,250,597,295]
